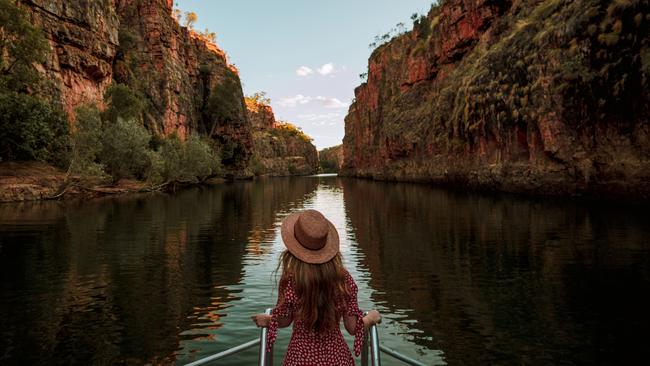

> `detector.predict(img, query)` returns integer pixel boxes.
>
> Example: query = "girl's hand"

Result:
[251,313,272,327]
[366,310,381,325]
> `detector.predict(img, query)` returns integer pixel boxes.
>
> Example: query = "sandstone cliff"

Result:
[343,0,650,197]
[319,145,343,173]
[246,98,318,176]
[23,0,119,117]
[22,0,252,171]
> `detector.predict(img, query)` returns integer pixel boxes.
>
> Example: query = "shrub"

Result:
[273,121,312,143]
[206,69,245,128]
[157,134,221,183]
[102,83,144,123]
[184,135,220,180]
[250,154,265,176]
[247,91,271,106]
[117,28,139,53]
[0,0,49,92]
[70,105,106,177]
[145,149,165,184]
[100,117,152,180]
[0,92,70,165]
[159,134,184,182]
[220,140,247,166]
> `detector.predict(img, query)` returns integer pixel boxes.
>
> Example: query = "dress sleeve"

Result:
[345,272,365,357]
[266,276,295,351]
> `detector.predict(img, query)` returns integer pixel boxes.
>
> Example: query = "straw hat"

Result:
[280,209,340,264]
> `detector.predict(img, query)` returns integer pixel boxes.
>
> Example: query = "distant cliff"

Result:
[343,0,650,197]
[246,98,318,176]
[22,0,252,171]
[319,145,343,173]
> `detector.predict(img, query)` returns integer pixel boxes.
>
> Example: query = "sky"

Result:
[175,0,432,149]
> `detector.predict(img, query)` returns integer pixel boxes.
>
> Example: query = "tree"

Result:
[0,92,70,164]
[0,0,49,91]
[248,91,271,106]
[173,8,182,22]
[156,134,220,183]
[184,11,198,29]
[0,0,70,166]
[206,70,244,134]
[100,118,152,180]
[69,105,105,177]
[102,83,144,123]
[200,28,217,43]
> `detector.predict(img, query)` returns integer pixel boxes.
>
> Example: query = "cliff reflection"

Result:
[0,177,318,365]
[342,179,650,365]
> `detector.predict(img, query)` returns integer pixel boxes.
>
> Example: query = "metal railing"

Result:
[360,319,428,366]
[258,308,273,366]
[185,308,427,366]
[184,308,273,366]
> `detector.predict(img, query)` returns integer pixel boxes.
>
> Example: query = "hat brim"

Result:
[280,212,340,264]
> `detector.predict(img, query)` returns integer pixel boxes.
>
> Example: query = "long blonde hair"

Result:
[277,250,350,333]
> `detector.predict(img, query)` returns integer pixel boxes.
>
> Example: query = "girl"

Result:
[251,209,381,365]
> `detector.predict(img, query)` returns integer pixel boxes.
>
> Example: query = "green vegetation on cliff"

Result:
[0,0,251,189]
[245,97,318,176]
[319,145,343,173]
[345,0,650,196]
[0,0,70,166]
[71,101,221,184]
[431,0,649,148]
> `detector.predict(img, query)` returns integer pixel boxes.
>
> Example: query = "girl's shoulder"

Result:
[279,273,297,303]
[343,270,358,291]
[280,273,295,288]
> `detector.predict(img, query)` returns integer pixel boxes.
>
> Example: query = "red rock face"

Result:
[246,99,318,176]
[22,0,252,170]
[343,0,650,197]
[24,0,120,119]
[246,99,276,131]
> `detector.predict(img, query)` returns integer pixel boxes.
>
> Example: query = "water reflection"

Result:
[342,178,650,365]
[2,176,650,365]
[0,178,318,365]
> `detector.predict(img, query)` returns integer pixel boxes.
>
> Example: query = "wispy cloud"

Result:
[317,62,335,76]
[298,113,342,126]
[277,94,312,107]
[316,96,348,108]
[295,66,313,76]
[296,63,340,77]
[277,94,349,109]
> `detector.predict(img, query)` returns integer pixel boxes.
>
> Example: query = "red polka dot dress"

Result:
[266,271,365,366]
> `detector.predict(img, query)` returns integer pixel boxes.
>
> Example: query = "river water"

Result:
[1,175,649,365]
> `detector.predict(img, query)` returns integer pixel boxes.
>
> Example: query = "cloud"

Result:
[296,66,313,76]
[298,113,342,126]
[277,95,348,109]
[315,96,348,109]
[277,94,312,107]
[317,63,334,75]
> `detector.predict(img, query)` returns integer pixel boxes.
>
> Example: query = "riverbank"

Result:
[339,163,650,202]
[0,162,230,203]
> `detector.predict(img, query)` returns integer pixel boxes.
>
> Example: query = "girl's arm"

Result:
[251,313,292,328]
[252,275,295,331]
[277,315,292,328]
[344,309,381,335]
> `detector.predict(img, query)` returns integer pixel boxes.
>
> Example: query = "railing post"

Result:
[258,308,273,366]
[361,332,369,366]
[369,323,381,366]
